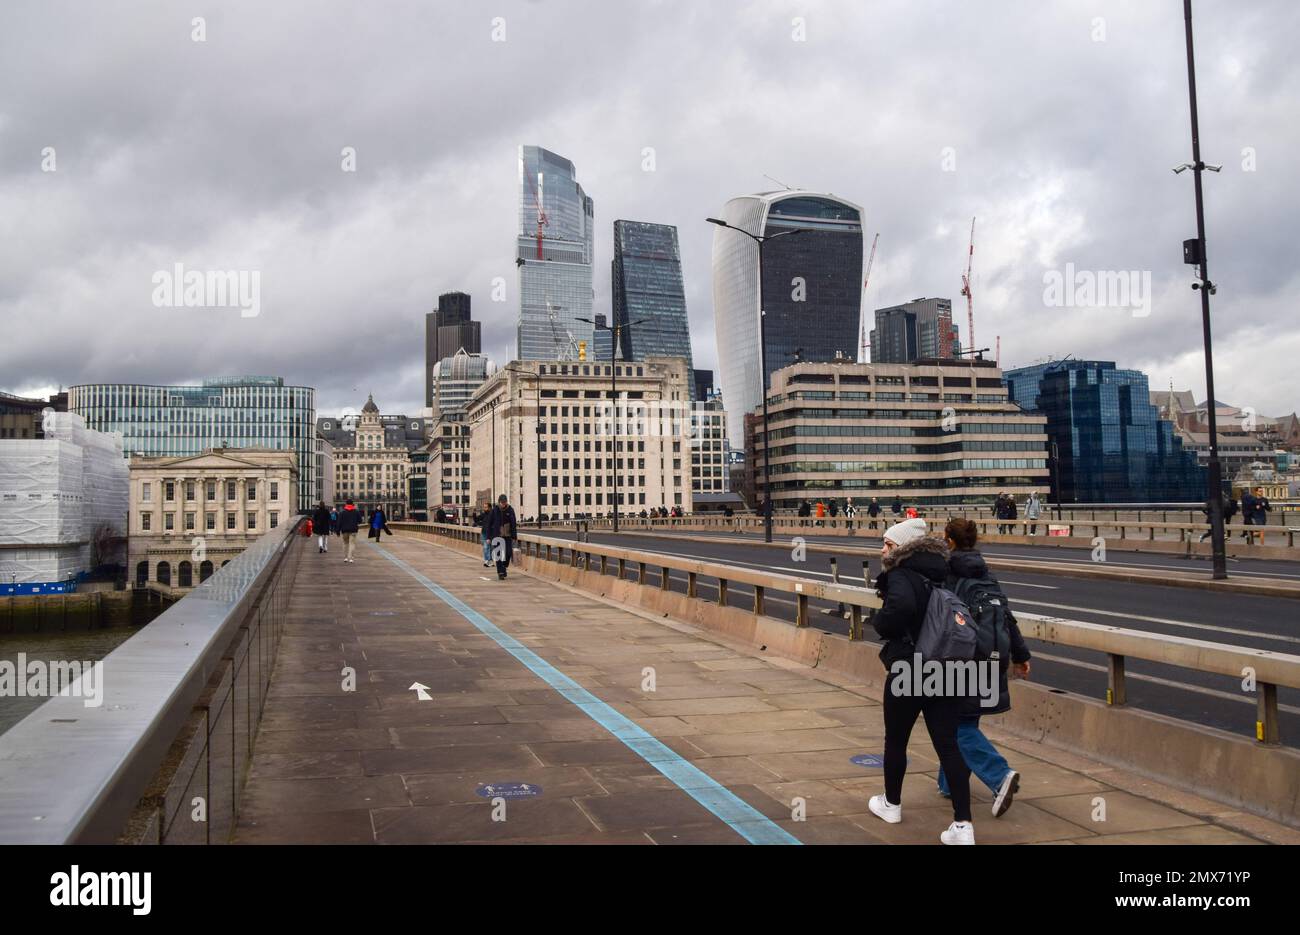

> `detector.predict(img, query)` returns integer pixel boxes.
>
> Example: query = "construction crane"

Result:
[545,300,581,361]
[523,160,549,260]
[858,232,879,362]
[960,217,976,353]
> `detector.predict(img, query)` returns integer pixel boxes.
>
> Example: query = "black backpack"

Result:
[950,575,1012,665]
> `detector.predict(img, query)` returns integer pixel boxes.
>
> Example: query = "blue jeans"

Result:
[937,717,1012,795]
[482,533,491,562]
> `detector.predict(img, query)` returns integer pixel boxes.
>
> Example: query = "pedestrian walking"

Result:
[890,495,903,517]
[337,498,361,563]
[368,505,390,543]
[868,497,881,530]
[798,500,811,527]
[1200,494,1234,542]
[311,502,332,553]
[937,518,1032,818]
[867,517,976,845]
[1025,492,1041,536]
[815,500,826,527]
[329,507,339,534]
[844,499,856,531]
[487,493,518,580]
[473,500,492,566]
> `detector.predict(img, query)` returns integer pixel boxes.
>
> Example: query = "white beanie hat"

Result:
[883,517,928,548]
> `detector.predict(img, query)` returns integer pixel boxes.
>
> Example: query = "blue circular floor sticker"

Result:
[476,782,542,799]
[850,754,885,768]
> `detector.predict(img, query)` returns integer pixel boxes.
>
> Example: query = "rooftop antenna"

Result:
[763,174,796,191]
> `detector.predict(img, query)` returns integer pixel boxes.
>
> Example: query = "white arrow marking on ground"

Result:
[409,682,432,701]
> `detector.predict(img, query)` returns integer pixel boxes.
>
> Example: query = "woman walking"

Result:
[867,517,976,845]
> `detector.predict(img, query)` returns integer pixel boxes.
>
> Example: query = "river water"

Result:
[0,595,165,735]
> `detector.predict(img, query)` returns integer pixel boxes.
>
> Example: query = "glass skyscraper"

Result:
[67,377,317,512]
[1003,360,1206,502]
[516,145,595,361]
[711,191,864,445]
[611,220,696,397]
[871,297,960,363]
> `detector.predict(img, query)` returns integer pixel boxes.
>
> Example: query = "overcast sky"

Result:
[2,0,1297,421]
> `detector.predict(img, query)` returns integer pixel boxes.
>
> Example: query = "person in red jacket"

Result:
[336,499,362,563]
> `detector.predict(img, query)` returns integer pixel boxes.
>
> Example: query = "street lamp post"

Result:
[1178,0,1228,580]
[578,316,646,533]
[706,217,803,543]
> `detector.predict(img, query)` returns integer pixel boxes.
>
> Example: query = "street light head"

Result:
[1172,163,1192,174]
[1205,163,1222,172]
[706,217,728,227]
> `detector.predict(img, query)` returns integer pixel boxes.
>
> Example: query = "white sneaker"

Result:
[992,770,1020,818]
[941,821,975,845]
[868,794,901,824]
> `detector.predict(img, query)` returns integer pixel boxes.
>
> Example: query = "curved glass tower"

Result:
[710,191,864,445]
[516,145,595,361]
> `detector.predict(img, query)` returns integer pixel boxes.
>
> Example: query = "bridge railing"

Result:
[0,517,305,844]
[519,513,1300,550]
[394,521,1300,744]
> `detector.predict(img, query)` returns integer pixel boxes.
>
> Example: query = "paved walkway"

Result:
[234,533,1299,845]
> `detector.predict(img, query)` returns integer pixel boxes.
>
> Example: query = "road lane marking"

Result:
[376,544,801,846]
[1013,599,1300,646]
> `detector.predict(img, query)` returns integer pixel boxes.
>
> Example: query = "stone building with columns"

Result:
[128,447,298,595]
[325,395,415,519]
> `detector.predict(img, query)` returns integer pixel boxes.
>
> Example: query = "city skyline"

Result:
[4,2,1299,423]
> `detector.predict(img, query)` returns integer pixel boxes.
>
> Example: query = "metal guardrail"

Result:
[522,513,1300,549]
[0,516,304,844]
[395,521,1300,744]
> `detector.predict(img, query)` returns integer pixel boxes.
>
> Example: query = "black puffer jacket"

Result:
[947,549,1031,716]
[872,536,950,667]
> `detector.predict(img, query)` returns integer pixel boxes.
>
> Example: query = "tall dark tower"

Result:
[425,291,481,407]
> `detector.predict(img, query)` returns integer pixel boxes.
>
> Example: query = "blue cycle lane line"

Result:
[373,544,802,846]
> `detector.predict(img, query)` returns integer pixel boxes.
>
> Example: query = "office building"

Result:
[0,390,68,439]
[68,377,316,512]
[516,146,595,361]
[612,220,696,395]
[691,392,729,495]
[128,448,297,593]
[320,395,423,519]
[467,356,694,520]
[870,297,960,363]
[1004,360,1206,502]
[432,349,496,418]
[711,190,865,444]
[693,369,716,404]
[591,314,615,362]
[425,291,481,407]
[750,359,1049,509]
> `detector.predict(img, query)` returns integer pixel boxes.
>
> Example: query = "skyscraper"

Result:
[425,291,481,407]
[870,297,959,363]
[516,146,595,361]
[1003,360,1206,502]
[591,314,615,362]
[711,191,864,444]
[611,220,696,395]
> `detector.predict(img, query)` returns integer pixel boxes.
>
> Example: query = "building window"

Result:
[164,513,174,531]
[207,481,216,501]
[227,514,236,530]
[270,481,279,501]
[247,480,257,500]
[247,512,256,530]
[141,512,151,531]
[186,481,195,501]
[206,512,215,531]
[185,512,195,531]
[226,481,236,501]
[270,512,279,528]
[165,481,175,501]
[141,482,151,502]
